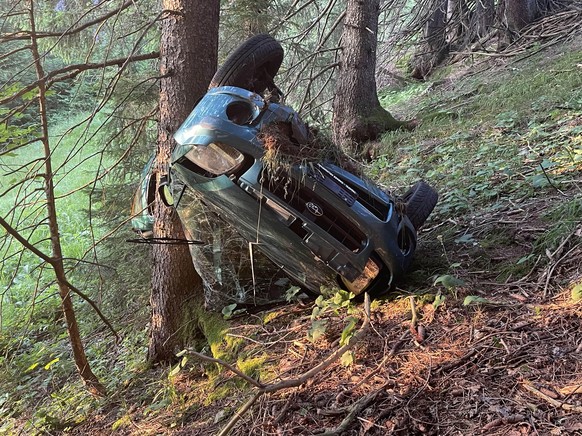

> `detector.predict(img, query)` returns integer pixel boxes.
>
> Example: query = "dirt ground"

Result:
[67,189,581,436]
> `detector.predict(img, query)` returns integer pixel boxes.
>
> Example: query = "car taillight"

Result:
[184,142,244,176]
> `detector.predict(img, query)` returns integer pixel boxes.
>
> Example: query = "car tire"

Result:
[402,181,438,230]
[209,34,284,95]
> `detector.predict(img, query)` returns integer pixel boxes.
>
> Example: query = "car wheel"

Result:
[209,34,284,95]
[402,181,438,230]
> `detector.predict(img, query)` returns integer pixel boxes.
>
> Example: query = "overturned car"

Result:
[131,34,437,307]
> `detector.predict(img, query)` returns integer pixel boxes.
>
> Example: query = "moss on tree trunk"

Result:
[148,0,220,364]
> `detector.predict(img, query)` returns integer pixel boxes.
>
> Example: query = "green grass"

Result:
[0,112,116,325]
[0,111,127,433]
[370,48,582,227]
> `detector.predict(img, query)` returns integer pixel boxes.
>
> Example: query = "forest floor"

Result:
[5,19,581,436]
[83,191,580,435]
[70,33,581,436]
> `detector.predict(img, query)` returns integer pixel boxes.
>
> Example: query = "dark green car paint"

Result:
[168,86,417,296]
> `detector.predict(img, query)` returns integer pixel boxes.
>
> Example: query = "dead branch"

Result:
[482,415,525,431]
[522,381,582,413]
[1,0,134,42]
[189,293,372,435]
[0,51,160,107]
[317,384,386,436]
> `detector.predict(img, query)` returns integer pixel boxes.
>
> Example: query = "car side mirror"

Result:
[158,175,174,207]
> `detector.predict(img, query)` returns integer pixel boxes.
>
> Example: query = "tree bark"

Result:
[502,0,538,31]
[332,0,410,154]
[27,0,106,396]
[148,0,219,363]
[475,0,495,38]
[499,0,538,45]
[412,0,449,79]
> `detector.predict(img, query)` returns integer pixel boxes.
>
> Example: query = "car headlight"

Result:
[184,142,244,175]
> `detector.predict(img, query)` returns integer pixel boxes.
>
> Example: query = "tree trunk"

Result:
[475,0,495,38]
[499,0,538,45]
[148,0,219,364]
[28,0,106,396]
[412,0,449,79]
[332,0,410,154]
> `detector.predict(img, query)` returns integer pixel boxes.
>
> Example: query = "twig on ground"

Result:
[408,296,425,344]
[217,391,264,436]
[481,414,525,432]
[542,230,579,297]
[317,384,387,436]
[190,293,372,435]
[522,381,582,413]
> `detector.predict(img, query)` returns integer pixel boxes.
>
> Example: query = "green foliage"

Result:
[463,295,495,306]
[339,316,358,347]
[307,290,359,363]
[379,82,429,108]
[311,289,357,321]
[285,285,302,302]
[535,198,582,254]
[308,319,329,343]
[432,293,446,310]
[434,274,465,290]
[340,350,354,367]
[373,51,582,230]
[221,303,239,319]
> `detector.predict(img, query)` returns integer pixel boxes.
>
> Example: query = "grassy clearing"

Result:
[0,111,138,433]
[372,48,582,223]
[0,112,114,325]
[368,46,582,299]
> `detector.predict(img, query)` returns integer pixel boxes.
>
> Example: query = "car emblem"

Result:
[306,201,323,216]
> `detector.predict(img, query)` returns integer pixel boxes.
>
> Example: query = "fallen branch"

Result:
[317,384,386,436]
[522,381,582,413]
[189,293,372,435]
[217,391,264,436]
[481,414,525,432]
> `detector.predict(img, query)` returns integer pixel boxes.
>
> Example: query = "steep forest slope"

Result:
[3,31,582,436]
